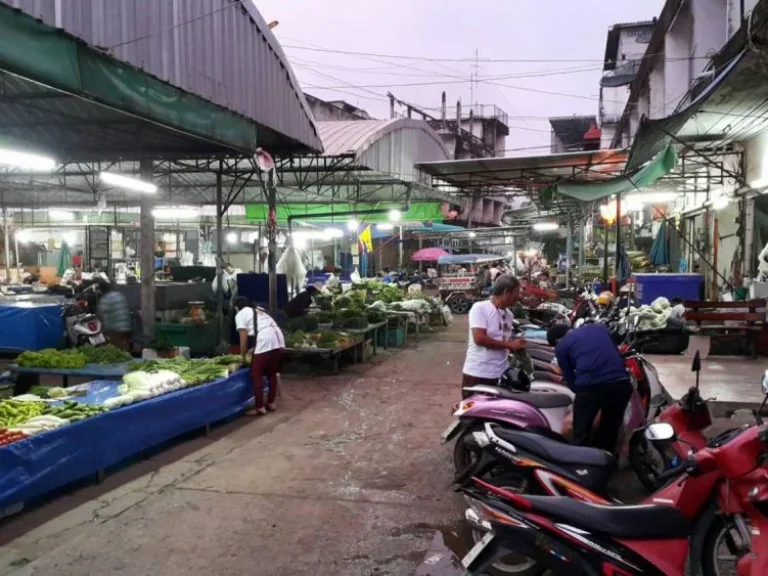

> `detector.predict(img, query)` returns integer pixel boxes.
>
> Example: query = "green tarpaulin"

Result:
[547,146,678,202]
[245,202,445,223]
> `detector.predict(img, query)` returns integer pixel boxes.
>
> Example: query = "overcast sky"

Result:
[257,0,665,154]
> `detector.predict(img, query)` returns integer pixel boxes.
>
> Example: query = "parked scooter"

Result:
[459,373,768,576]
[63,283,105,347]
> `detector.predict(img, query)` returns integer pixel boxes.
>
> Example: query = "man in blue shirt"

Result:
[547,323,632,454]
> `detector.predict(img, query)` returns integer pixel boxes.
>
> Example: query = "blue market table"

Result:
[0,369,253,514]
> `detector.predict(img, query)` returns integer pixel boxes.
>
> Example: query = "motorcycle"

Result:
[459,393,768,575]
[628,351,726,491]
[63,283,105,347]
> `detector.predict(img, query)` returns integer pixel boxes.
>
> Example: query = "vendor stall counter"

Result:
[0,301,64,352]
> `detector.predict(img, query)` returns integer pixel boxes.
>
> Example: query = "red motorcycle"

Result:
[459,371,768,576]
[627,351,716,491]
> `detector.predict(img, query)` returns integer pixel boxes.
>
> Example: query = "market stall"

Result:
[0,355,249,513]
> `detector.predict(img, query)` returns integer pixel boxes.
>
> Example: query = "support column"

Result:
[615,194,622,292]
[565,214,573,290]
[266,182,278,314]
[418,236,423,272]
[578,215,585,272]
[139,159,155,339]
[398,225,403,268]
[510,235,517,276]
[215,168,224,342]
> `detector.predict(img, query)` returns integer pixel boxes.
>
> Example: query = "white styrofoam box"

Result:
[750,282,768,300]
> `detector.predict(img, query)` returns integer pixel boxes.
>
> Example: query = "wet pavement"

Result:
[0,316,757,576]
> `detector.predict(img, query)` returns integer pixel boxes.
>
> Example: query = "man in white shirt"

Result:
[234,297,286,416]
[462,275,526,398]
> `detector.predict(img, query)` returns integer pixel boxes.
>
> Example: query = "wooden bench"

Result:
[683,299,766,358]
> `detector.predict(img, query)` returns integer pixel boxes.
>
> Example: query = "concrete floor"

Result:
[0,317,760,576]
[0,323,470,576]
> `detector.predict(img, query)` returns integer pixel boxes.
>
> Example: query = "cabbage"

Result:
[650,297,670,313]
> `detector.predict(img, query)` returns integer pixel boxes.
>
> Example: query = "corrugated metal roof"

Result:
[317,118,450,182]
[5,0,322,153]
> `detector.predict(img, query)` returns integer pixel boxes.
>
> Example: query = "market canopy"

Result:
[545,146,678,202]
[437,254,505,265]
[0,3,261,161]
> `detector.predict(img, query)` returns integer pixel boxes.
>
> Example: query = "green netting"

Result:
[245,202,444,223]
[0,3,257,153]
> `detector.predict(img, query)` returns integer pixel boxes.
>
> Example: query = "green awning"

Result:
[245,202,445,223]
[0,3,258,157]
[548,145,678,202]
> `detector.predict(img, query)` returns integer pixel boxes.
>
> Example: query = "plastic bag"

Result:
[276,246,307,289]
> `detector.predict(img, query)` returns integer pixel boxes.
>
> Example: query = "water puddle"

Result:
[412,521,472,576]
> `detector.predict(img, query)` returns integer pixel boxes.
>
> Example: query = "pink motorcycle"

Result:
[442,367,648,474]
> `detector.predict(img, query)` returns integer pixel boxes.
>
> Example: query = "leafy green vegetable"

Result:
[79,345,132,365]
[16,349,87,369]
[285,315,319,333]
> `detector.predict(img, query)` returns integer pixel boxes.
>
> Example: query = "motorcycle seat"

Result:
[495,430,615,467]
[523,496,692,539]
[465,387,571,409]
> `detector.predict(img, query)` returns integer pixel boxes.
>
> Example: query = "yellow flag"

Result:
[358,225,373,253]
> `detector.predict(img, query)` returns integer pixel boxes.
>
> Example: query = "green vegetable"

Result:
[79,345,132,365]
[0,399,46,427]
[16,349,87,369]
[285,316,319,333]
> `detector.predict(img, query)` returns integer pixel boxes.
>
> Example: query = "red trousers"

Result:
[250,348,283,409]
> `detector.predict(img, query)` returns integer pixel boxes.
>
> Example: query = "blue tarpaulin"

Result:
[0,302,63,352]
[0,370,253,509]
[650,220,670,266]
[437,254,505,265]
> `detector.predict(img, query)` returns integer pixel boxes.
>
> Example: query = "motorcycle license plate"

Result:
[462,531,495,568]
[441,418,461,441]
[89,334,106,346]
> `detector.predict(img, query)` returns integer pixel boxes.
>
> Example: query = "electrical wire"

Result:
[106,0,245,50]
[282,43,717,65]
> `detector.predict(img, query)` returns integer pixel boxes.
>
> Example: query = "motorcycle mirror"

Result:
[762,370,768,394]
[691,350,701,373]
[645,422,676,442]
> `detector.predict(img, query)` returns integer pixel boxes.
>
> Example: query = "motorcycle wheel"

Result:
[468,474,544,576]
[628,430,672,493]
[453,426,483,474]
[702,517,746,576]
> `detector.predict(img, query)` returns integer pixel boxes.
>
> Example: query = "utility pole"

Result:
[470,49,480,108]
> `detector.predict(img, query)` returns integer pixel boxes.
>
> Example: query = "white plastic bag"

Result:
[277,246,307,289]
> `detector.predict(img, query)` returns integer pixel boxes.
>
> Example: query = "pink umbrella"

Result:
[411,247,449,262]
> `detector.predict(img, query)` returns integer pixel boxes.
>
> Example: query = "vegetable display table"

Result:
[284,340,364,373]
[0,370,252,513]
[10,363,130,389]
[345,320,388,356]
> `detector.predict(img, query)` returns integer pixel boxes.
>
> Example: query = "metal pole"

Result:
[510,235,517,276]
[615,193,622,293]
[266,183,278,314]
[418,235,423,272]
[139,159,155,338]
[398,225,403,269]
[215,167,224,343]
[578,215,585,272]
[14,228,21,280]
[602,220,609,288]
[565,214,573,290]
[257,222,263,273]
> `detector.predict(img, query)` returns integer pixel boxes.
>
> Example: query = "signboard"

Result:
[88,226,109,268]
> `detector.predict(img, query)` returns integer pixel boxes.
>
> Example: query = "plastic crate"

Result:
[155,321,218,356]
[377,326,406,347]
[634,273,703,305]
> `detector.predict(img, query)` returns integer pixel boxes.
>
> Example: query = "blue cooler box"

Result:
[634,273,703,305]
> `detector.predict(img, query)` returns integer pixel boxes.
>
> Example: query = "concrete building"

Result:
[548,115,601,153]
[304,94,371,122]
[611,0,758,149]
[599,21,654,148]
[388,93,509,159]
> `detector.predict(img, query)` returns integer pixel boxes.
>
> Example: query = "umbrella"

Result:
[649,219,670,266]
[56,240,72,277]
[411,247,449,262]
